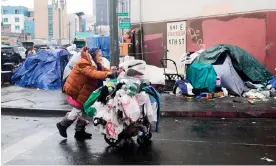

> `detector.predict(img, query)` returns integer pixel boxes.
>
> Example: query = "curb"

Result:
[1,107,68,117]
[2,106,276,118]
[161,109,276,118]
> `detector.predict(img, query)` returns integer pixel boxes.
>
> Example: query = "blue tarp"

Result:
[86,35,122,60]
[11,49,70,90]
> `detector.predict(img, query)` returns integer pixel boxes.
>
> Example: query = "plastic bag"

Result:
[83,89,102,117]
[121,94,141,122]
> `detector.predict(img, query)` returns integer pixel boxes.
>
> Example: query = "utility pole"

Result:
[58,7,62,45]
[68,21,73,44]
[119,0,124,36]
[109,0,119,66]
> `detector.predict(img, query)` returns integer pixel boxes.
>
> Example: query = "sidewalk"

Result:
[2,86,276,118]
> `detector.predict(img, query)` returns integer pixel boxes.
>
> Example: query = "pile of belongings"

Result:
[174,44,274,99]
[12,49,70,90]
[83,72,160,140]
[119,59,176,85]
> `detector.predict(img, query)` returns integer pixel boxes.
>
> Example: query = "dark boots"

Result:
[57,118,92,140]
[74,131,92,140]
[74,119,92,140]
[56,119,74,138]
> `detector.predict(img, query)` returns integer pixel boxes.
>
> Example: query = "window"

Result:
[15,9,19,14]
[4,18,8,22]
[3,10,7,14]
[15,25,20,30]
[15,17,20,22]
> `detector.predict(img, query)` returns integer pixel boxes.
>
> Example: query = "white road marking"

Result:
[1,129,57,165]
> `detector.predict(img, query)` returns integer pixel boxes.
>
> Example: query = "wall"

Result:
[131,0,276,23]
[24,20,35,37]
[85,15,96,31]
[67,14,80,41]
[82,18,86,32]
[34,0,49,39]
[265,11,276,74]
[131,11,276,74]
[1,15,25,33]
[48,5,53,40]
[52,4,68,40]
[95,0,108,26]
[187,12,267,64]
[1,6,29,16]
[1,24,11,32]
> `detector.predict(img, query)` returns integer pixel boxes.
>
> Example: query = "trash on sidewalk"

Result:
[170,44,274,104]
[248,99,255,105]
[260,157,274,162]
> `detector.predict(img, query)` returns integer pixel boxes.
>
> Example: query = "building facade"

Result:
[67,14,80,42]
[130,0,276,74]
[34,0,49,39]
[1,6,28,33]
[48,5,53,40]
[84,15,96,32]
[24,18,35,38]
[94,0,109,26]
[52,2,68,40]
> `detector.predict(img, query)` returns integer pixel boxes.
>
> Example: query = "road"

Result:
[1,116,276,165]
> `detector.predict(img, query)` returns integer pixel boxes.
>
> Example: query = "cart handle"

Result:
[160,59,179,76]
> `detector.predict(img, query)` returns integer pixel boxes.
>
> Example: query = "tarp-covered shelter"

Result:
[186,63,217,93]
[213,56,245,96]
[12,49,70,90]
[86,35,122,60]
[193,44,273,84]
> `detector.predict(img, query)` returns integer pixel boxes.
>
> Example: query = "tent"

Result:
[12,49,70,90]
[213,56,245,96]
[186,63,217,93]
[193,44,273,84]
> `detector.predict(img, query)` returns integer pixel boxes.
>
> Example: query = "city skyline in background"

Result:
[1,0,94,15]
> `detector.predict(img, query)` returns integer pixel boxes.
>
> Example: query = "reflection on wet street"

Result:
[2,116,276,165]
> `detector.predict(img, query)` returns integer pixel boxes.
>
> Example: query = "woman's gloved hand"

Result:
[107,70,117,79]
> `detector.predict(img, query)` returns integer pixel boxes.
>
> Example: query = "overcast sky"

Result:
[1,0,94,15]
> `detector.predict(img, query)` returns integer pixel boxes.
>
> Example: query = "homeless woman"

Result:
[56,46,115,140]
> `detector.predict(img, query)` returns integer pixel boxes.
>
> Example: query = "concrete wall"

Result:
[34,0,49,39]
[265,11,276,73]
[131,0,276,23]
[131,11,276,74]
[186,11,276,74]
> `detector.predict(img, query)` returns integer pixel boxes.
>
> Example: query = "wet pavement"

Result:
[2,86,276,118]
[2,116,276,165]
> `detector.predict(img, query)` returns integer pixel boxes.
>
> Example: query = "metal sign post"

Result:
[109,0,119,66]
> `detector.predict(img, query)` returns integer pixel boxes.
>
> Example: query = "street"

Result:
[1,116,276,165]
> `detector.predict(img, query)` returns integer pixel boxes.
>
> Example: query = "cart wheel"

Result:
[137,136,151,146]
[137,136,145,146]
[104,134,120,146]
[146,132,152,140]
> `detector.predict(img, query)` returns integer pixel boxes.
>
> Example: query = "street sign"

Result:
[119,21,131,29]
[117,12,128,17]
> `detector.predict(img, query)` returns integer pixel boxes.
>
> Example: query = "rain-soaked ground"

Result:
[1,116,276,165]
